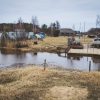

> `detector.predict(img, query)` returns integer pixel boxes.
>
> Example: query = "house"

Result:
[60,28,75,36]
[87,28,100,34]
[87,28,100,38]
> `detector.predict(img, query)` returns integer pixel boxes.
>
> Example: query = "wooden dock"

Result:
[68,48,100,56]
[57,46,71,57]
[57,45,100,57]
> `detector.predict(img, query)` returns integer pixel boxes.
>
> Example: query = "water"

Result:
[0,51,100,71]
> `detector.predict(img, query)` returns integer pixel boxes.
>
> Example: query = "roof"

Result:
[60,28,74,33]
[87,28,100,35]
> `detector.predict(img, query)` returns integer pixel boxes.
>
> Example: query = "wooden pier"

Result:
[68,48,100,56]
[57,46,71,57]
[57,45,100,57]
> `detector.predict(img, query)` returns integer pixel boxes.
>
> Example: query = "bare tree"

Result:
[15,17,27,40]
[50,21,60,36]
[56,21,60,30]
[32,16,39,33]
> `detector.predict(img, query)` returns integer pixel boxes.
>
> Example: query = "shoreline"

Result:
[0,46,62,54]
[0,63,83,72]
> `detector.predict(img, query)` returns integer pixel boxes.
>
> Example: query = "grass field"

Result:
[39,36,93,46]
[0,36,93,53]
[0,66,99,100]
[32,36,93,48]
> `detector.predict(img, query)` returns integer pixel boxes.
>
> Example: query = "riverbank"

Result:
[0,36,92,54]
[0,46,66,54]
[0,66,99,100]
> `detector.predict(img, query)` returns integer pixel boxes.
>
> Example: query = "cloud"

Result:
[0,0,100,30]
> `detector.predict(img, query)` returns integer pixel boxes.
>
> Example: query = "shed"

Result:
[60,28,75,36]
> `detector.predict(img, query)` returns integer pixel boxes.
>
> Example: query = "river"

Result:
[0,51,100,71]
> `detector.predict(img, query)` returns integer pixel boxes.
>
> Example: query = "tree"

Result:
[32,16,39,33]
[49,21,60,36]
[17,17,24,29]
[41,24,48,30]
[56,21,60,30]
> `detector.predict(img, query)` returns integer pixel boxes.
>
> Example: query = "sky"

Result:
[0,0,100,31]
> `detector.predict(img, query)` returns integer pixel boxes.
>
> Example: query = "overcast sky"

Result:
[0,0,100,31]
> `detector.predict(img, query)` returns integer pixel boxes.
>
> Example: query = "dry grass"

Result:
[45,86,88,100]
[0,36,93,53]
[28,36,93,48]
[79,36,93,44]
[27,36,68,49]
[0,66,99,100]
[42,36,67,46]
[41,36,93,46]
[25,36,93,53]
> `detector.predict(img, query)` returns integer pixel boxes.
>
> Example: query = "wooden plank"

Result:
[68,48,100,56]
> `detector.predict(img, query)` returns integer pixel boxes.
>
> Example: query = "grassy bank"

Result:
[0,36,93,53]
[0,66,99,100]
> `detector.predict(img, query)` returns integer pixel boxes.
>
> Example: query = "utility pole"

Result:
[79,22,81,33]
[96,15,100,28]
[84,22,85,42]
[72,24,75,30]
[79,22,82,39]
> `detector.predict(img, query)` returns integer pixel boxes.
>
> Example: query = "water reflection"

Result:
[92,57,100,63]
[92,57,100,71]
[0,51,100,71]
[15,53,26,59]
[67,55,82,60]
[33,52,37,55]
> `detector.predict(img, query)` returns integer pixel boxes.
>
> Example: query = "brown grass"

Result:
[28,36,93,48]
[0,36,93,53]
[79,36,93,44]
[45,86,88,100]
[0,66,99,100]
[42,36,67,46]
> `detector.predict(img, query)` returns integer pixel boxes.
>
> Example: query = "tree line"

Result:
[0,17,60,36]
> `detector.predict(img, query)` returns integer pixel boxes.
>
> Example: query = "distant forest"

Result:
[0,23,33,32]
[0,21,60,36]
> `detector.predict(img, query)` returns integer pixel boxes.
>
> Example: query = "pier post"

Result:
[65,49,67,57]
[57,47,61,56]
[87,44,88,54]
[43,59,46,71]
[89,61,91,72]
